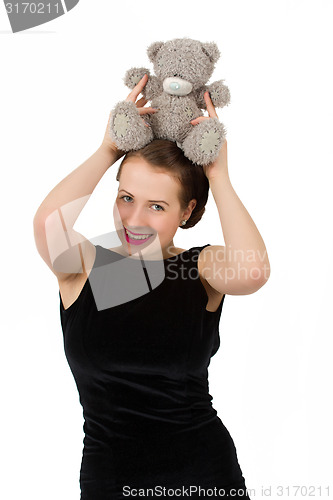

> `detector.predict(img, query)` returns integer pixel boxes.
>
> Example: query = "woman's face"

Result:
[113,157,195,259]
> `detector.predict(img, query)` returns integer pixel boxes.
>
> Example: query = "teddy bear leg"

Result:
[182,118,226,166]
[109,101,153,151]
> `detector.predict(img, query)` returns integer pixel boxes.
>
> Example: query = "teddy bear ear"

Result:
[201,42,221,64]
[147,41,164,62]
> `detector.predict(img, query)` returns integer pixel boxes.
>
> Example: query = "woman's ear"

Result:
[182,199,197,220]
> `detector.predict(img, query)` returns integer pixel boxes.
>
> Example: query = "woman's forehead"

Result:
[119,160,180,192]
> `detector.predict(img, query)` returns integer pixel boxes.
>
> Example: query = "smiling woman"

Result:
[113,139,209,258]
[116,138,209,228]
[33,72,268,500]
[114,139,209,258]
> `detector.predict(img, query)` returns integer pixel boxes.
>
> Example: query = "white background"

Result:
[1,0,332,498]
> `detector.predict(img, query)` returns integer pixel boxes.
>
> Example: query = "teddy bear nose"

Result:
[163,77,193,96]
[170,82,181,90]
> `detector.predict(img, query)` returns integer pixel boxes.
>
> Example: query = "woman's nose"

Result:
[124,208,147,230]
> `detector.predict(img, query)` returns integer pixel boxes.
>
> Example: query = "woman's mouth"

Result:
[123,226,154,246]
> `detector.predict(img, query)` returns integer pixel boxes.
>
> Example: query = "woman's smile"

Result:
[123,225,154,246]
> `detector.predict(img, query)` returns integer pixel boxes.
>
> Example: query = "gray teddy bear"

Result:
[109,37,230,166]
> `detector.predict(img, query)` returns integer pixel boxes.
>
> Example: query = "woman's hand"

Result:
[190,92,228,181]
[101,74,158,160]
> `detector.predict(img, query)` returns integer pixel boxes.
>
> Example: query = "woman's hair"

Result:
[115,139,209,229]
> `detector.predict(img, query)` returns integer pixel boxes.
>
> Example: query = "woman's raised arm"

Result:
[33,136,121,282]
[194,92,271,295]
[33,74,157,282]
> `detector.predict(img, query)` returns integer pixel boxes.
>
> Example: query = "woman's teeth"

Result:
[125,229,152,240]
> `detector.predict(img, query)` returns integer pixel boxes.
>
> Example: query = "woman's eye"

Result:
[151,204,164,212]
[120,196,164,212]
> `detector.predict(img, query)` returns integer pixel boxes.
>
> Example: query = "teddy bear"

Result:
[109,37,230,166]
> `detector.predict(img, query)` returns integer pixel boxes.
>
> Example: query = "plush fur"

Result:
[109,38,230,166]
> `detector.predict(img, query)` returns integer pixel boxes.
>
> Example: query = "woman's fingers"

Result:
[204,91,218,118]
[125,74,149,103]
[140,117,151,128]
[120,73,156,129]
[190,116,210,125]
[190,92,219,125]
[136,97,148,107]
[138,106,158,116]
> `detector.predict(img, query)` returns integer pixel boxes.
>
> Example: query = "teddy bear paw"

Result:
[124,67,150,89]
[199,129,221,155]
[182,118,226,166]
[113,112,130,137]
[208,81,231,107]
[109,100,153,151]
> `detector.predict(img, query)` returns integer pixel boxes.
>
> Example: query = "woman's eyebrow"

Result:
[118,189,170,206]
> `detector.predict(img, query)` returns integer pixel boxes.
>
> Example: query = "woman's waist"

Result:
[82,403,219,442]
[80,373,214,417]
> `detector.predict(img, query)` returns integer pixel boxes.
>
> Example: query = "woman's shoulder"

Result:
[190,243,212,260]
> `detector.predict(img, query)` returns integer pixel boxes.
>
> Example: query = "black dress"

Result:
[59,244,250,499]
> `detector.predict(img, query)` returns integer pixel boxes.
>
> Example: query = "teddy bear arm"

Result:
[207,80,231,108]
[124,67,151,89]
[142,75,163,100]
[193,85,209,110]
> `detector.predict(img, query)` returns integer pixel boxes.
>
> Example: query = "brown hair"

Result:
[115,139,209,229]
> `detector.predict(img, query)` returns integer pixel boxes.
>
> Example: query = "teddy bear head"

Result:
[147,37,220,91]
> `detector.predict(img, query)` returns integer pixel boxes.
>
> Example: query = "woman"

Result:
[33,75,270,499]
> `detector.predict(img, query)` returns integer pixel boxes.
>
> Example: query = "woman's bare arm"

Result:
[193,92,271,295]
[33,143,120,282]
[33,74,157,283]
